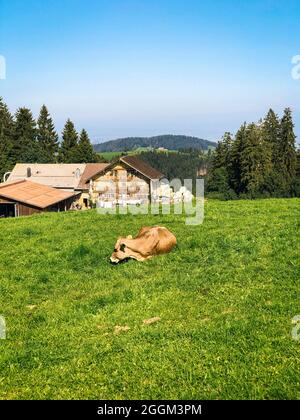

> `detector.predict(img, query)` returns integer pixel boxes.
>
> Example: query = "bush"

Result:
[206,188,238,201]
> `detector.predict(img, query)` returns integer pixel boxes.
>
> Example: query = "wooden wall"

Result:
[18,204,41,216]
[0,195,77,217]
[90,162,150,204]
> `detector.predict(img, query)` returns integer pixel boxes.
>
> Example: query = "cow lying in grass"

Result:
[110,226,177,264]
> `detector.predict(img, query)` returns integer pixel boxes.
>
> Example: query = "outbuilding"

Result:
[0,180,79,218]
[5,163,109,209]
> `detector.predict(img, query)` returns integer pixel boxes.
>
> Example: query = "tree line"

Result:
[0,97,100,181]
[139,148,211,193]
[94,134,216,153]
[207,108,300,199]
[1,96,299,200]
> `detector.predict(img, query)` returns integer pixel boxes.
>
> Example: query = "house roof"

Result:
[77,163,109,190]
[87,155,164,181]
[6,159,163,191]
[7,163,87,190]
[120,155,164,180]
[0,180,78,209]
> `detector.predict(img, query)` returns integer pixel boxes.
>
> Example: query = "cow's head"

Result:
[110,231,159,264]
[110,235,142,264]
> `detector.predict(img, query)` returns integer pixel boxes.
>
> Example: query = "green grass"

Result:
[98,151,124,160]
[0,199,300,399]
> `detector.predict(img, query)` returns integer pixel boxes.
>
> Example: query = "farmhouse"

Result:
[87,155,164,206]
[2,157,166,213]
[0,180,79,218]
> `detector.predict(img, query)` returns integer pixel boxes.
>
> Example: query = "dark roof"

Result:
[119,156,164,180]
[77,163,109,190]
[0,180,78,209]
[87,155,164,181]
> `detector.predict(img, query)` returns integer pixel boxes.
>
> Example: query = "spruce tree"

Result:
[293,148,300,197]
[278,108,297,191]
[230,123,246,193]
[207,133,232,195]
[211,138,227,169]
[262,109,280,192]
[296,148,300,178]
[12,107,40,164]
[59,119,79,162]
[37,105,59,162]
[77,129,98,162]
[222,132,234,168]
[240,123,266,197]
[0,97,14,181]
[262,109,280,156]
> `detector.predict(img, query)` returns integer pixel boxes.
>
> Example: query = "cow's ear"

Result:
[126,235,133,239]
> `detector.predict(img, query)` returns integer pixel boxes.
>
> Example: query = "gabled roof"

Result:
[77,163,109,190]
[120,155,164,180]
[7,163,86,190]
[6,163,110,191]
[0,180,78,209]
[87,155,164,181]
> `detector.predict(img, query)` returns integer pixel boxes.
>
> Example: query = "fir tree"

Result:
[59,119,79,162]
[261,109,280,192]
[278,108,297,190]
[222,132,234,168]
[11,107,40,164]
[240,123,266,196]
[230,123,246,193]
[207,133,233,195]
[76,129,98,162]
[296,148,300,178]
[0,97,14,181]
[262,109,280,157]
[37,105,59,162]
[211,138,227,169]
[293,147,300,197]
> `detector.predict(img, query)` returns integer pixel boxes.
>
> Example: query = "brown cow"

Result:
[110,226,177,264]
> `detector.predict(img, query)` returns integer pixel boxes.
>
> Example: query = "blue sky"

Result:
[0,0,299,143]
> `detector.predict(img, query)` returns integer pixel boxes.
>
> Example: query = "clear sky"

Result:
[0,0,299,143]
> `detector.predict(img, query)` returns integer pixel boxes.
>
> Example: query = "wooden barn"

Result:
[0,180,79,218]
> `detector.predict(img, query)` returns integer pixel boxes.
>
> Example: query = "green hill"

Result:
[94,134,217,153]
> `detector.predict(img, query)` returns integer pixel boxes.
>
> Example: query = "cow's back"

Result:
[154,227,177,254]
[135,226,176,256]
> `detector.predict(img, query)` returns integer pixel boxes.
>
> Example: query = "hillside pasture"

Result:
[0,199,299,399]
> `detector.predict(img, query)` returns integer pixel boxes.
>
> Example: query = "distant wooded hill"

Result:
[93,135,217,152]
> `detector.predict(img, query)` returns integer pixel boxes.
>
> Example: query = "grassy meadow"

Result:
[0,198,299,399]
[98,151,124,161]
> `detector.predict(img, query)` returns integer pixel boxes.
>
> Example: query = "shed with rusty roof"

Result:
[5,163,109,209]
[0,180,79,218]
